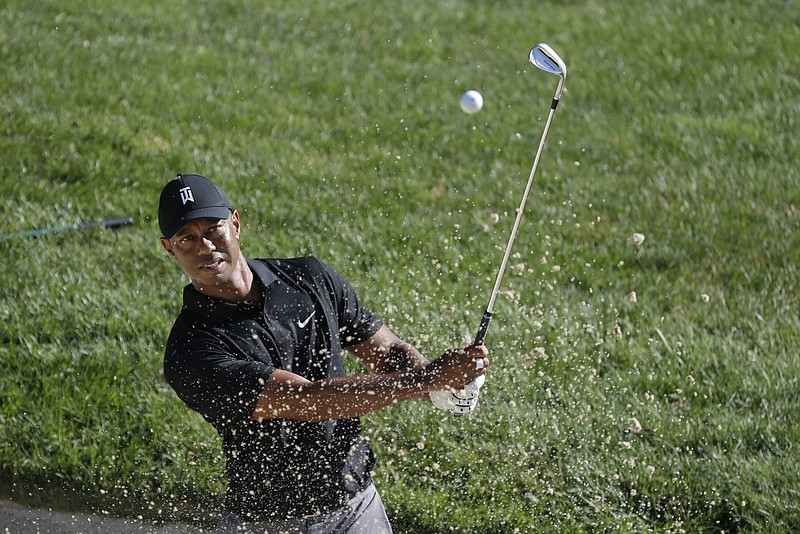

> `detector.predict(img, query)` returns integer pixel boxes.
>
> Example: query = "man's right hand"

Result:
[421,345,489,391]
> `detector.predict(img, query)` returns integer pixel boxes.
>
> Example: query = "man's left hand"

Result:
[430,375,486,415]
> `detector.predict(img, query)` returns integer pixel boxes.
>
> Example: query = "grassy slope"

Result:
[1,0,798,531]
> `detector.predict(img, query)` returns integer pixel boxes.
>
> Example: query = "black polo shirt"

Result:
[163,257,383,520]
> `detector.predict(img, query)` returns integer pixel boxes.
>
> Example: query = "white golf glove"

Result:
[430,375,486,415]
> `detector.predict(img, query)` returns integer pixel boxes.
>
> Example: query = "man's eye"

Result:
[179,235,194,245]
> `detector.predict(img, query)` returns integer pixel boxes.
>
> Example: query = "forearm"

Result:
[349,334,430,374]
[252,332,488,422]
[393,343,435,400]
[346,327,431,400]
[387,339,431,370]
[252,369,431,422]
[380,342,433,401]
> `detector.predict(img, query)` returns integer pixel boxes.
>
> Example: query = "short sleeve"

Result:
[163,329,275,426]
[316,260,383,347]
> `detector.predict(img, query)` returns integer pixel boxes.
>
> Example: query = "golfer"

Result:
[158,174,488,533]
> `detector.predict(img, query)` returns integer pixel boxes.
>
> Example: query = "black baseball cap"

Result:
[158,174,232,239]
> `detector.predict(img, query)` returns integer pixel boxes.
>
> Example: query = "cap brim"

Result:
[163,207,232,239]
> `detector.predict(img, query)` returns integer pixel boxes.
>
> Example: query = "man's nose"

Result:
[197,236,215,254]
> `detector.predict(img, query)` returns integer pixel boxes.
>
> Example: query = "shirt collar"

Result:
[181,258,278,323]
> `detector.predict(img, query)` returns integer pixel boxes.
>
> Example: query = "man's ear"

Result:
[160,237,176,259]
[230,210,241,240]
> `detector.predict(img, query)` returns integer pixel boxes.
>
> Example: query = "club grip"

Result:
[474,310,493,346]
[102,216,135,228]
[78,217,134,230]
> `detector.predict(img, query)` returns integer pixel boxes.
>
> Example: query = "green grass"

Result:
[1,0,799,531]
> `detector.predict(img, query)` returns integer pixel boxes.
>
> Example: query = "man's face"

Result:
[160,211,242,290]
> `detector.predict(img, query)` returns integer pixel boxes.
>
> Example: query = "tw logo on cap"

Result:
[179,186,194,205]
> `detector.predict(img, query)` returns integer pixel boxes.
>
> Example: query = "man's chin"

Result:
[191,268,231,289]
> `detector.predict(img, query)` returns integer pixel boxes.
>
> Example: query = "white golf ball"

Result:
[460,90,483,114]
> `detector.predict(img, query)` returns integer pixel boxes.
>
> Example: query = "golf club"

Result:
[0,216,134,241]
[473,43,567,347]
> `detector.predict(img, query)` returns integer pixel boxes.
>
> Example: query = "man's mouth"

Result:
[199,257,225,271]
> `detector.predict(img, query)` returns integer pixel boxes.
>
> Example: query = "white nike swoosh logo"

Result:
[297,311,315,328]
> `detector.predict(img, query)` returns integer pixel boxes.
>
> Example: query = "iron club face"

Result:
[529,43,567,101]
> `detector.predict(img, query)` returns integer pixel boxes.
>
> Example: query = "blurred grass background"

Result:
[1,0,798,531]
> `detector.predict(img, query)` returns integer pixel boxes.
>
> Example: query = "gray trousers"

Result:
[216,484,392,534]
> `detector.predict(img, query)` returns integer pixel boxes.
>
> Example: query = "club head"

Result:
[529,43,567,100]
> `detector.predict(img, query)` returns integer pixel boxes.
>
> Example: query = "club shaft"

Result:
[474,104,559,346]
[0,217,134,241]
